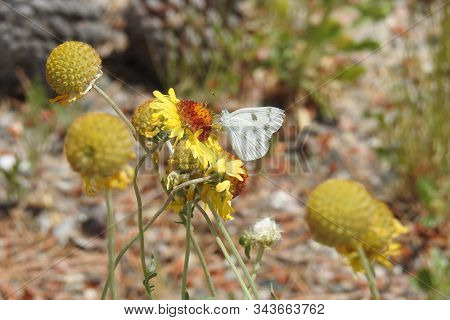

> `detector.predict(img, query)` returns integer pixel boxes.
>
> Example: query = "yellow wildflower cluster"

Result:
[45,39,250,217]
[306,179,408,272]
[133,88,248,220]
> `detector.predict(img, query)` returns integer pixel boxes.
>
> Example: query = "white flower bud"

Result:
[250,217,282,247]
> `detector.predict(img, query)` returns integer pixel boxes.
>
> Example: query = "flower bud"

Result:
[46,41,102,105]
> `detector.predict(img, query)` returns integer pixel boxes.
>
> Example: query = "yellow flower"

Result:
[151,88,184,141]
[64,113,135,194]
[83,165,134,195]
[131,99,162,139]
[306,179,408,272]
[185,130,215,169]
[216,180,231,192]
[211,151,248,197]
[205,135,223,157]
[214,157,245,181]
[204,182,235,221]
[46,41,102,105]
[149,89,216,166]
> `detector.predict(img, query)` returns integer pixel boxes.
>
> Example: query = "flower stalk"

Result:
[105,188,116,299]
[357,245,380,300]
[93,84,137,139]
[190,227,217,298]
[181,202,193,299]
[252,244,265,281]
[208,202,260,299]
[215,237,252,300]
[101,175,217,298]
[134,154,154,299]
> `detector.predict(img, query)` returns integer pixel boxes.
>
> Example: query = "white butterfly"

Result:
[219,107,285,161]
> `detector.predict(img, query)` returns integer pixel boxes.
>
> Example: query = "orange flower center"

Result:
[177,100,212,141]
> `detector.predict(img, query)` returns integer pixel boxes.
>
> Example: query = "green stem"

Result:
[101,175,216,299]
[196,204,218,237]
[208,202,260,299]
[357,245,380,300]
[197,204,256,299]
[134,154,154,299]
[93,84,136,139]
[181,202,193,299]
[105,188,116,299]
[190,227,217,298]
[252,244,265,281]
[215,237,252,300]
[101,193,169,299]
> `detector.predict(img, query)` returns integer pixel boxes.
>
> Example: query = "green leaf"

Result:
[245,245,252,260]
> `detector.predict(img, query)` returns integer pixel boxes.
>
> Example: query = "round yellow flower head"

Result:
[131,99,162,139]
[306,179,408,272]
[46,41,102,105]
[65,113,135,194]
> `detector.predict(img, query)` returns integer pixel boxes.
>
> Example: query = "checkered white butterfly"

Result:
[219,107,285,161]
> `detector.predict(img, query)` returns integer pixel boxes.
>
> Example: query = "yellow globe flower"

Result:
[65,113,135,194]
[306,179,408,272]
[46,41,102,105]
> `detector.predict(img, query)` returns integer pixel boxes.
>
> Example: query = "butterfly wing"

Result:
[220,107,285,161]
[226,124,271,161]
